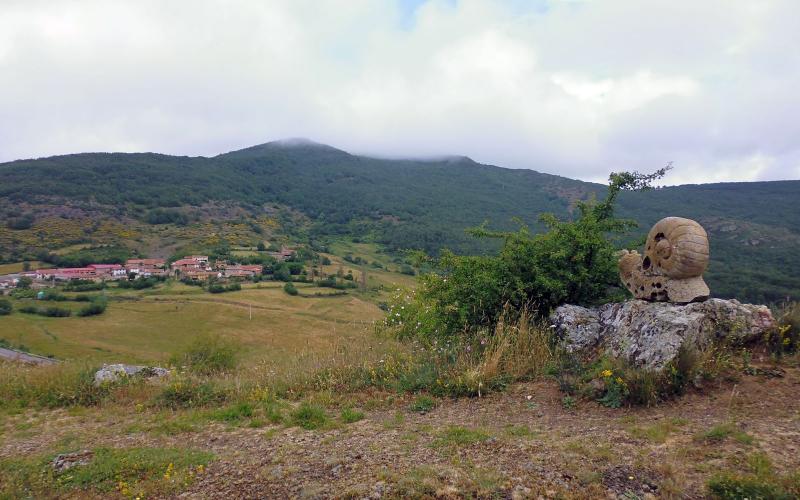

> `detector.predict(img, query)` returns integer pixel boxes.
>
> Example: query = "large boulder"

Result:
[550,299,776,370]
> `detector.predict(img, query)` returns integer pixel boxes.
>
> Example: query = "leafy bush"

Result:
[43,306,72,317]
[555,345,734,408]
[317,277,356,290]
[208,283,241,294]
[283,282,298,296]
[387,169,667,342]
[169,334,239,375]
[0,298,11,315]
[21,305,73,317]
[77,297,108,317]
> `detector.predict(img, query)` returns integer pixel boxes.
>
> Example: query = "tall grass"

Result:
[0,362,108,408]
[168,334,240,375]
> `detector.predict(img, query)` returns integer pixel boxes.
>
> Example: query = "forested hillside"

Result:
[1,140,797,303]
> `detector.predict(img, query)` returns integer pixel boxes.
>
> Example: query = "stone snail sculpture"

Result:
[619,217,710,304]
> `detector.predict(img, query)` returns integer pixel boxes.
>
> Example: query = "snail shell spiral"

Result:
[642,217,709,279]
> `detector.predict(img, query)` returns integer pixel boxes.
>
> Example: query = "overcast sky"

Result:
[1,0,798,184]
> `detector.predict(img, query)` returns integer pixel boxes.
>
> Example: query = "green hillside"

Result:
[1,140,798,303]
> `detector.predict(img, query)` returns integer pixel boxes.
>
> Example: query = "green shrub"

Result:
[77,297,107,317]
[555,345,733,408]
[208,284,226,294]
[707,473,792,500]
[18,304,38,314]
[43,306,71,317]
[169,334,239,375]
[155,379,226,409]
[340,408,365,423]
[290,402,329,430]
[0,298,11,315]
[384,169,668,342]
[409,395,436,413]
[264,400,285,424]
[211,403,254,423]
[283,282,298,296]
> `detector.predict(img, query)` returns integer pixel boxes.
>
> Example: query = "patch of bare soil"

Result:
[2,362,799,499]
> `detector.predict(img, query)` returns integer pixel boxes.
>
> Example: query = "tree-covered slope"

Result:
[0,140,797,303]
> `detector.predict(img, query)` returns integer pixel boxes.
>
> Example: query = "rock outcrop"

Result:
[550,299,776,370]
[52,450,93,472]
[619,217,710,303]
[94,364,170,385]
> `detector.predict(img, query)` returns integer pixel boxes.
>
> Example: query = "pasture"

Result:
[0,281,384,366]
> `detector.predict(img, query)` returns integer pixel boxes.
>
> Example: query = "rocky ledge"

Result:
[550,298,776,371]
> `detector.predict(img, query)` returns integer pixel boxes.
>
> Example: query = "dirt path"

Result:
[0,346,58,365]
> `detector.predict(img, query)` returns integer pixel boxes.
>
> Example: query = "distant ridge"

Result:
[0,139,798,303]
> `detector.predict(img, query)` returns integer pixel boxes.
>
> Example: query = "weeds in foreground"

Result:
[707,451,799,499]
[0,362,109,409]
[290,402,330,430]
[556,344,736,408]
[340,407,365,424]
[0,447,212,498]
[431,426,490,449]
[168,334,240,375]
[409,395,436,413]
[697,422,754,445]
[628,418,687,444]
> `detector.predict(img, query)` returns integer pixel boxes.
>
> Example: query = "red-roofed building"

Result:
[88,264,127,278]
[223,265,263,278]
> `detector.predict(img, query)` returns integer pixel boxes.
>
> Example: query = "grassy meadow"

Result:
[0,242,415,366]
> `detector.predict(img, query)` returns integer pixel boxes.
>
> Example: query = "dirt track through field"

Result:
[0,347,58,365]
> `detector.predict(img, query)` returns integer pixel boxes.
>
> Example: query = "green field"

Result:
[0,282,385,366]
[0,241,415,367]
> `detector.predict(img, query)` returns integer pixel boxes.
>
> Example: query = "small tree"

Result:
[401,168,670,339]
[0,298,12,315]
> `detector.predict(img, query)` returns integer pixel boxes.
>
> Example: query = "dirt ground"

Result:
[1,361,799,499]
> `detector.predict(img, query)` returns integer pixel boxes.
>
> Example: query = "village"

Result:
[0,247,296,291]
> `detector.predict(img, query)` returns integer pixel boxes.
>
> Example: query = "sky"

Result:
[0,0,798,185]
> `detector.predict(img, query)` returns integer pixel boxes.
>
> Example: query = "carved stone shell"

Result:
[642,217,709,279]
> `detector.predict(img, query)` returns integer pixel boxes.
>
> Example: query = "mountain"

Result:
[0,140,798,304]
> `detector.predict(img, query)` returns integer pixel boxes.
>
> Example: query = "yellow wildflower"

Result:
[601,369,613,378]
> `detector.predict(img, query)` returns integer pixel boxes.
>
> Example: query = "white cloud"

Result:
[0,0,798,185]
